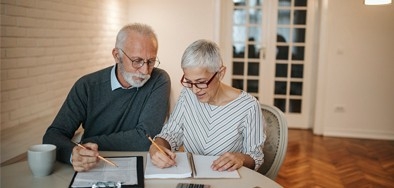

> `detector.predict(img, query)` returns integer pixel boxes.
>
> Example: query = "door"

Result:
[221,0,315,128]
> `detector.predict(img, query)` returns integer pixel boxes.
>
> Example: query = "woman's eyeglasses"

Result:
[180,72,218,89]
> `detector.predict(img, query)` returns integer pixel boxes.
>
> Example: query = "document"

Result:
[69,156,144,188]
[145,152,240,179]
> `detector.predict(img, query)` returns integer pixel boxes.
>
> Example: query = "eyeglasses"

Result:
[180,72,218,89]
[118,48,160,69]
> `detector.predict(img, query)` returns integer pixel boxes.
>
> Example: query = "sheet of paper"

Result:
[145,152,192,179]
[193,155,240,179]
[71,157,138,187]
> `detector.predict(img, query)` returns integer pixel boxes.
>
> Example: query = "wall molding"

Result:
[323,128,394,140]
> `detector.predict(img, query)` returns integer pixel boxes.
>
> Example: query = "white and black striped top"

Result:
[157,88,266,170]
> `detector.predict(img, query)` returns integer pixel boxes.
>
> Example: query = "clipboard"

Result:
[69,156,144,188]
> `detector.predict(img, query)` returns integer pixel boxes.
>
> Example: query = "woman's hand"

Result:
[211,152,244,171]
[148,139,177,168]
[211,152,255,171]
[71,142,99,172]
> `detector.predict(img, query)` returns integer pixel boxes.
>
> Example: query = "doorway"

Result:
[220,0,317,128]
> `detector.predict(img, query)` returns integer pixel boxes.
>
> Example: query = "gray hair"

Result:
[181,39,223,73]
[115,23,158,50]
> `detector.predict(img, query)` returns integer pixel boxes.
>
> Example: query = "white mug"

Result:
[27,144,56,177]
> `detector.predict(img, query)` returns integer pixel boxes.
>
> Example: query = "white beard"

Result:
[118,61,151,88]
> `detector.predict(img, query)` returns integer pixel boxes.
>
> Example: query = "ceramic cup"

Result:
[27,144,56,177]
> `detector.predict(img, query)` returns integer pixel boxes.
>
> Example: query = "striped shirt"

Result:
[156,87,266,170]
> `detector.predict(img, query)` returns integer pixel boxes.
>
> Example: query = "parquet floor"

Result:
[275,129,394,188]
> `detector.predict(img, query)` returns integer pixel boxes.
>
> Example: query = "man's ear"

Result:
[112,48,120,63]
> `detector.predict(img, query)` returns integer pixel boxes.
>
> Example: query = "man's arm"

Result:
[43,79,87,164]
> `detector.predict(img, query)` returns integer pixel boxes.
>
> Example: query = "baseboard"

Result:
[323,128,394,140]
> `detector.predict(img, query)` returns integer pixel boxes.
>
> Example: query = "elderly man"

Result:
[43,23,171,171]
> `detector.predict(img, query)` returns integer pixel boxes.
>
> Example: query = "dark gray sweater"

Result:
[43,66,171,164]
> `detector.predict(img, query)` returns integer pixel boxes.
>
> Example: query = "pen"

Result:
[73,142,118,167]
[146,135,177,166]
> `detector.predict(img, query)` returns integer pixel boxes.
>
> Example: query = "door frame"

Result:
[218,0,319,129]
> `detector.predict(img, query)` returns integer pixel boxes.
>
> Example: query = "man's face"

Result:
[115,31,158,88]
[118,58,151,88]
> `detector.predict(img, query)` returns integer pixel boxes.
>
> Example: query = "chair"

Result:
[257,103,288,180]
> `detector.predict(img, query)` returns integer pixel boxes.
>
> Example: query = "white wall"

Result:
[0,0,130,163]
[128,0,220,109]
[0,0,221,163]
[314,0,394,139]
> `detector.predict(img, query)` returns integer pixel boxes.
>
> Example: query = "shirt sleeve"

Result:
[244,101,266,170]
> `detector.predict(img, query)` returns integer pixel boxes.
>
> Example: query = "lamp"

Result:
[364,0,392,5]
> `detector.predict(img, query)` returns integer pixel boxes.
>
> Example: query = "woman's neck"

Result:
[208,83,240,106]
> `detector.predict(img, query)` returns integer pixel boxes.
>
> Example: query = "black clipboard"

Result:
[68,156,144,188]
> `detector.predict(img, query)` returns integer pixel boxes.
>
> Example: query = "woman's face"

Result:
[182,67,220,103]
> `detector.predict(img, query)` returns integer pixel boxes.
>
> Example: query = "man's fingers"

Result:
[72,145,99,172]
[78,148,98,157]
[73,159,97,172]
[82,142,99,151]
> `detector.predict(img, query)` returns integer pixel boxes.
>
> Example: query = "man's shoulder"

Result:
[152,68,169,77]
[150,68,171,83]
[84,66,112,78]
[76,66,113,85]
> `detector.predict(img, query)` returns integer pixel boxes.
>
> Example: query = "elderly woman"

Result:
[149,39,265,171]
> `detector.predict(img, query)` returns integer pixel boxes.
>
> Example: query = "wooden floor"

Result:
[275,129,394,188]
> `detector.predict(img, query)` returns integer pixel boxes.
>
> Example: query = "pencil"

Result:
[146,135,176,166]
[146,135,166,154]
[73,142,118,167]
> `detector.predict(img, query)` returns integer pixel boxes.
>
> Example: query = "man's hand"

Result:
[71,142,99,172]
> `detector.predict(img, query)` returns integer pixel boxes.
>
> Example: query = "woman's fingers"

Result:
[211,152,243,171]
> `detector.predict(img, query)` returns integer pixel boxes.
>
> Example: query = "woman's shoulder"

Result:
[232,90,260,108]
